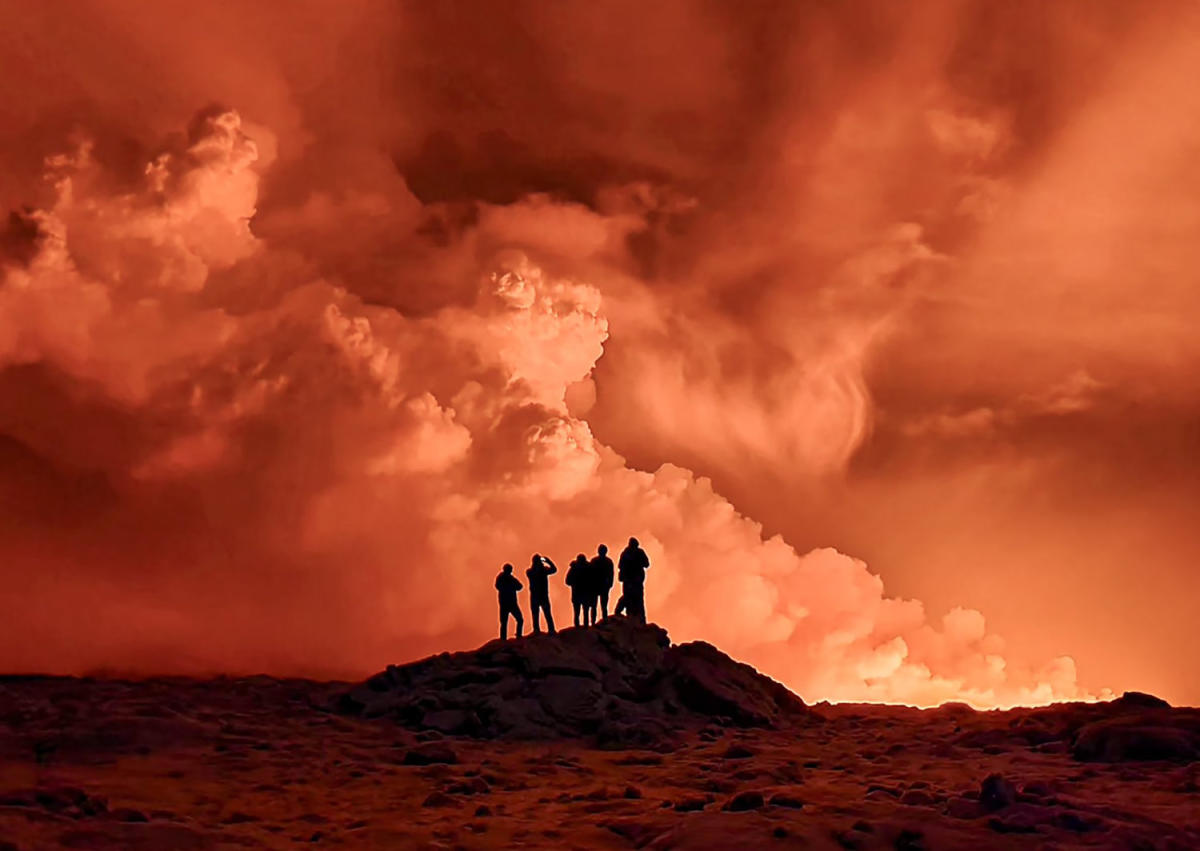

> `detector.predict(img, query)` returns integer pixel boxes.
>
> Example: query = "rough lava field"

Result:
[1,620,1198,850]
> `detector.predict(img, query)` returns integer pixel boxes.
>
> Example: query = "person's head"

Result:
[531,554,541,565]
[576,553,587,562]
[503,563,513,574]
[598,544,608,556]
[628,537,639,548]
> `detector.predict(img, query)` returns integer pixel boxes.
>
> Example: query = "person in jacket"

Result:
[495,563,524,640]
[617,537,650,623]
[565,553,595,627]
[589,544,615,620]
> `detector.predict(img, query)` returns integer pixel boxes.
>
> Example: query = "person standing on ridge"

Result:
[526,553,557,634]
[583,553,601,626]
[618,537,650,624]
[495,563,524,640]
[566,553,594,627]
[590,544,614,620]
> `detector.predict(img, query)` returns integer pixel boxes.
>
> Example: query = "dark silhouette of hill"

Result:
[335,619,809,746]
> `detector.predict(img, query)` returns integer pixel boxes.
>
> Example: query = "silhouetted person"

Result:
[566,553,595,627]
[495,563,524,640]
[526,553,557,634]
[618,537,650,623]
[590,544,614,620]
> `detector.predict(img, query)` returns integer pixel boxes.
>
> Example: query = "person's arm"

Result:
[495,575,503,590]
[515,577,523,590]
[543,556,557,575]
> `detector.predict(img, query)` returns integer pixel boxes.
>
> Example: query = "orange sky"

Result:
[1,0,1197,706]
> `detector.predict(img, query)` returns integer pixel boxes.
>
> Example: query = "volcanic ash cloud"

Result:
[0,109,1098,708]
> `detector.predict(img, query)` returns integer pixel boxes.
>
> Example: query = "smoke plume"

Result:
[3,0,1199,704]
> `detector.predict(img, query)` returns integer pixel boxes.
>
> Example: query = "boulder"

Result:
[722,790,765,811]
[421,791,459,808]
[979,774,1017,811]
[899,788,937,806]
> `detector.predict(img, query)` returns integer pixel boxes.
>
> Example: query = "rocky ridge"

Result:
[335,619,809,746]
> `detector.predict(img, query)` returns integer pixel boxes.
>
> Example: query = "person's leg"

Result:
[544,600,556,634]
[531,597,542,633]
[614,595,626,616]
[514,606,524,638]
[500,607,509,640]
[599,588,609,619]
[573,600,582,627]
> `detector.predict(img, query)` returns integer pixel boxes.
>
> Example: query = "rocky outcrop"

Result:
[1072,716,1200,762]
[940,687,1200,764]
[335,619,808,745]
[1065,692,1200,763]
[1111,691,1171,710]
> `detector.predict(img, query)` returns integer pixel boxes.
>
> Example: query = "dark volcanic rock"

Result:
[944,796,983,819]
[421,791,459,808]
[899,788,937,806]
[721,744,756,759]
[768,793,804,809]
[1072,716,1200,762]
[948,692,1199,765]
[979,774,1017,811]
[336,619,808,743]
[723,790,765,811]
[402,743,458,765]
[31,787,108,818]
[1113,691,1170,710]
[663,639,802,727]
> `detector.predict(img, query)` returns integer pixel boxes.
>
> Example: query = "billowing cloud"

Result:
[1,0,1197,705]
[0,109,1104,707]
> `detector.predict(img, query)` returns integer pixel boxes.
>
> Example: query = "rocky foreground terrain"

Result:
[1,620,1198,849]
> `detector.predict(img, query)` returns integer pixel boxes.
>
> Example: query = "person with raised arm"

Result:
[526,553,558,634]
